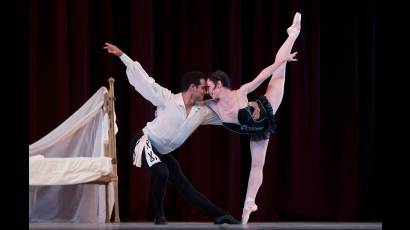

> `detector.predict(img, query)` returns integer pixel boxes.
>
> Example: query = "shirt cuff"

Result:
[119,53,134,66]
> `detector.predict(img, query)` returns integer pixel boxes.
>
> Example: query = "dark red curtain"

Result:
[28,0,381,222]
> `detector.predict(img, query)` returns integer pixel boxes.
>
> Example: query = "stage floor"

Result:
[29,222,382,230]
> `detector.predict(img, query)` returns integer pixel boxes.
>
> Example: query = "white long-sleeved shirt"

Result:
[119,54,221,154]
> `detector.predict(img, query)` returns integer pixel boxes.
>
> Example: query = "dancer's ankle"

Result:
[245,197,255,203]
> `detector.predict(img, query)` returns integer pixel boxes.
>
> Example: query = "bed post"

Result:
[107,77,120,223]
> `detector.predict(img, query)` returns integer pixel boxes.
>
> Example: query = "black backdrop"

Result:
[29,0,380,222]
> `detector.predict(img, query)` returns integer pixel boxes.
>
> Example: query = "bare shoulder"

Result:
[234,87,247,97]
[232,89,248,102]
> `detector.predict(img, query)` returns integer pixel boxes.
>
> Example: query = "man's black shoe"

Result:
[154,215,168,225]
[213,214,241,224]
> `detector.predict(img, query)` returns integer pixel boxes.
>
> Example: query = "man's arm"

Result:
[201,101,222,126]
[104,42,172,106]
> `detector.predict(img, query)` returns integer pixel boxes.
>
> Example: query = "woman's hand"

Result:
[284,51,298,62]
[277,51,298,64]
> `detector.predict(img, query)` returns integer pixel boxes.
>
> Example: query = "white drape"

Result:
[29,87,117,223]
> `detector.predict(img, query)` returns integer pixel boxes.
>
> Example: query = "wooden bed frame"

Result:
[80,78,120,223]
[90,78,120,223]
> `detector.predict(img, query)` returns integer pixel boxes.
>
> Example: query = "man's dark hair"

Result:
[208,70,231,88]
[180,71,206,92]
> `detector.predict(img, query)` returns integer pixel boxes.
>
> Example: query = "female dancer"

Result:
[206,12,301,224]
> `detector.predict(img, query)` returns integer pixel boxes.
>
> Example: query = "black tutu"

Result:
[222,95,277,141]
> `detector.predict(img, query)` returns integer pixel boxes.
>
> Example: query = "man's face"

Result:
[192,79,207,103]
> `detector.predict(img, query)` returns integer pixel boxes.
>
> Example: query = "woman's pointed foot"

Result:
[287,12,301,38]
[241,201,258,224]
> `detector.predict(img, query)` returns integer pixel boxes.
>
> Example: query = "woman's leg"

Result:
[265,12,301,113]
[242,139,269,224]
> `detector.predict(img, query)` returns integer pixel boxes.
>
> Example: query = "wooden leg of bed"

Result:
[105,184,110,223]
[114,180,120,223]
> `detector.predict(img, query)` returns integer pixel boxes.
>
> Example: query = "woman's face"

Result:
[206,79,219,99]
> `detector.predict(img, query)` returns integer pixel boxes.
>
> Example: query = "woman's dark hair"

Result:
[180,71,206,92]
[208,70,231,88]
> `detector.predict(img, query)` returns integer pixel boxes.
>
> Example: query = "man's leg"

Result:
[161,154,240,224]
[141,152,169,224]
[130,133,169,224]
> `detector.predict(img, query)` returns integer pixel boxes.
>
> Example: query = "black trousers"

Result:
[130,131,225,219]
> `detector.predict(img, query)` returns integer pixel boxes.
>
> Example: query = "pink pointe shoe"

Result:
[287,12,301,38]
[241,201,258,224]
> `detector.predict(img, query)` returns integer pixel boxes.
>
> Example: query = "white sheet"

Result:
[29,87,117,223]
[29,155,112,185]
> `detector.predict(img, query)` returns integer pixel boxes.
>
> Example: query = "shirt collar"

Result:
[176,93,201,112]
[176,93,185,107]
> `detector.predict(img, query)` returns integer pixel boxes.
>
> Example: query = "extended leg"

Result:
[266,12,301,113]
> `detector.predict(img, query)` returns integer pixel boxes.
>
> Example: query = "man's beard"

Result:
[194,95,203,105]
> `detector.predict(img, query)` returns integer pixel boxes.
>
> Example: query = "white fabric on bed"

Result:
[29,156,112,185]
[29,87,117,223]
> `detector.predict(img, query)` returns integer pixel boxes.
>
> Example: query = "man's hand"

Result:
[103,42,123,57]
[249,101,261,120]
